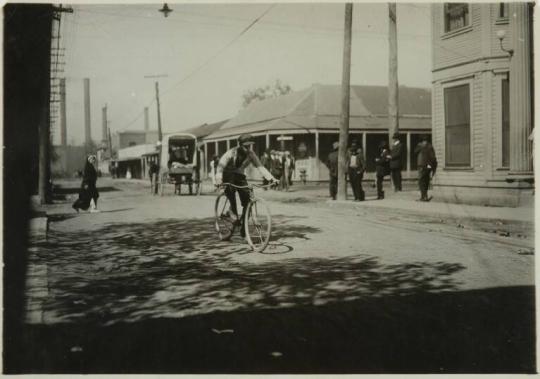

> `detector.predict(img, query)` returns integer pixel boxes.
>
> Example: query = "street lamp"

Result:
[497,30,514,57]
[159,3,172,18]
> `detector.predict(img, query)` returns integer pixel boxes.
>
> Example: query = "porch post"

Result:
[362,132,367,160]
[406,132,411,174]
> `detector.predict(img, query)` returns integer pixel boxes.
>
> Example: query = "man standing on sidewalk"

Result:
[326,142,339,200]
[415,135,437,201]
[389,132,403,192]
[347,139,365,201]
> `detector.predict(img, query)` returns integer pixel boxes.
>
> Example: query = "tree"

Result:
[242,79,292,108]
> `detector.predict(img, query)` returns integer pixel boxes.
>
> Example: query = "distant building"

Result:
[202,84,431,181]
[114,121,227,180]
[431,3,534,206]
[183,120,228,178]
[116,144,158,179]
[113,130,159,150]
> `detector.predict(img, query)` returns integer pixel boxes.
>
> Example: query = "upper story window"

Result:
[498,3,508,19]
[444,3,470,33]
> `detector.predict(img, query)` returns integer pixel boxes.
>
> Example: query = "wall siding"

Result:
[431,3,525,194]
[432,4,483,71]
[490,5,512,57]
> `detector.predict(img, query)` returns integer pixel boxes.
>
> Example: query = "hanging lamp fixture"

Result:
[159,3,172,18]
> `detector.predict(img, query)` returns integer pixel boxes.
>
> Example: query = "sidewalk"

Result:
[331,191,535,224]
[56,178,534,224]
[250,181,534,224]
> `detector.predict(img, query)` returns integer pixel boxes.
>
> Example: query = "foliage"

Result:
[242,79,292,108]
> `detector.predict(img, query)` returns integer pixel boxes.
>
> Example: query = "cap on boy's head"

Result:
[392,132,400,140]
[332,141,339,150]
[420,134,430,142]
[238,133,255,146]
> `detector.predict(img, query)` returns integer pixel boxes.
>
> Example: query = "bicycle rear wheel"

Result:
[244,198,272,252]
[214,193,234,241]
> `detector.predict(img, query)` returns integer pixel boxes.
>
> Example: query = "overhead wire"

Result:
[113,5,277,132]
[160,4,276,98]
[65,3,469,135]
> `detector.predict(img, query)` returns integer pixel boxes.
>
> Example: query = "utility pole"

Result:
[144,106,149,132]
[337,3,353,201]
[144,74,167,143]
[102,104,108,147]
[155,82,163,142]
[388,3,399,139]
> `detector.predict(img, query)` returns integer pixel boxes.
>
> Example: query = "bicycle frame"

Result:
[215,182,273,252]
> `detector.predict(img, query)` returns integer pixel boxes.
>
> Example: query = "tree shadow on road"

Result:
[29,216,465,326]
[12,216,535,374]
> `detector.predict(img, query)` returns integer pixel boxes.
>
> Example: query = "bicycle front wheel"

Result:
[214,193,234,241]
[244,198,272,252]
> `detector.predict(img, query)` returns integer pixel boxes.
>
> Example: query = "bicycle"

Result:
[214,182,275,252]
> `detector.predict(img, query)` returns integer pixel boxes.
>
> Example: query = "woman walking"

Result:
[73,155,100,212]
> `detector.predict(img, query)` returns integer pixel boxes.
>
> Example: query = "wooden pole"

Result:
[155,81,163,143]
[144,106,149,132]
[388,3,399,140]
[102,104,108,146]
[337,3,353,201]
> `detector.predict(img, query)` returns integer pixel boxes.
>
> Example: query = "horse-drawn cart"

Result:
[157,133,202,196]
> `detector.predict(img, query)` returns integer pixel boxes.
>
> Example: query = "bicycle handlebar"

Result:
[218,181,278,189]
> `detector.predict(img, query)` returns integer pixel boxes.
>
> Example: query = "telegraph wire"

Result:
[160,4,275,96]
[117,4,275,132]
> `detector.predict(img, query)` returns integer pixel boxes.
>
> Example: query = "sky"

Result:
[56,3,432,145]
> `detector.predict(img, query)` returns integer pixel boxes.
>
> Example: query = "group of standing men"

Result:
[260,150,295,191]
[326,133,437,202]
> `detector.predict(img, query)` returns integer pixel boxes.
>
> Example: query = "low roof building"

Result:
[203,84,431,180]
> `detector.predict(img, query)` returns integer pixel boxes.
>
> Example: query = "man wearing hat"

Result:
[326,141,339,200]
[347,139,365,201]
[215,134,278,237]
[414,134,438,201]
[389,132,404,192]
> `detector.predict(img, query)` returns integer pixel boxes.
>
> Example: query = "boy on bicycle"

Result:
[215,134,278,237]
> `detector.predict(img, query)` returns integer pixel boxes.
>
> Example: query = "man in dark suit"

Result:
[389,132,404,191]
[347,139,365,201]
[415,135,438,201]
[375,140,390,199]
[326,142,339,200]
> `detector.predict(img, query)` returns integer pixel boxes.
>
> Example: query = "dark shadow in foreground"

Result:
[6,216,535,374]
[9,286,535,374]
